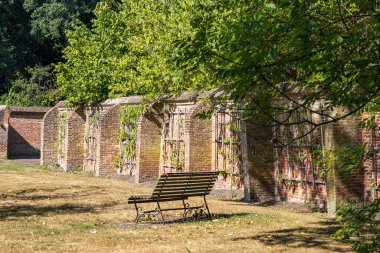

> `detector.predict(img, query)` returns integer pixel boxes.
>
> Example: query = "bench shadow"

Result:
[169,212,252,223]
[232,220,350,252]
[120,212,252,227]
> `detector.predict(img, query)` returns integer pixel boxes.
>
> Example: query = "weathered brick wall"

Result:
[40,105,60,165]
[7,108,49,158]
[136,109,163,182]
[245,120,276,202]
[211,109,245,197]
[274,133,327,206]
[36,94,379,210]
[95,105,120,176]
[185,102,213,172]
[64,107,85,171]
[83,106,102,173]
[360,112,380,203]
[0,106,10,158]
[324,110,365,214]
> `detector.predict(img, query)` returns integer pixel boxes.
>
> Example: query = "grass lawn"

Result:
[0,159,352,253]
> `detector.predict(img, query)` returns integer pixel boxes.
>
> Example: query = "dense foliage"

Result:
[336,199,380,252]
[57,0,379,114]
[0,66,61,106]
[56,0,216,104]
[175,0,379,121]
[0,0,97,105]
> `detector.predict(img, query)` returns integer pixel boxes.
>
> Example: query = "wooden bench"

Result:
[128,171,219,224]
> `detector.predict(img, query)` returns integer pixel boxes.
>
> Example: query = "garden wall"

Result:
[272,105,379,213]
[38,93,379,213]
[0,106,50,158]
[0,106,10,158]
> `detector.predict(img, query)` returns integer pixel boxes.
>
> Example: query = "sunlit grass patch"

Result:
[0,159,352,253]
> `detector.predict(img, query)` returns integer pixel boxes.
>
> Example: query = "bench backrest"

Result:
[152,171,219,199]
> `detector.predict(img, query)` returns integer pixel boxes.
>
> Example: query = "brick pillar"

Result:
[362,112,380,203]
[325,110,365,215]
[0,106,10,158]
[324,122,336,215]
[135,111,162,182]
[64,106,85,171]
[95,105,121,176]
[40,105,59,165]
[240,121,251,200]
[185,103,213,172]
[244,119,275,202]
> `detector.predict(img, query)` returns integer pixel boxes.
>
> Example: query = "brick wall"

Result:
[323,110,365,214]
[185,102,213,172]
[36,94,379,210]
[211,109,245,197]
[64,107,85,171]
[136,108,163,182]
[83,106,102,173]
[7,109,48,158]
[245,118,276,202]
[40,105,60,165]
[0,106,10,158]
[95,105,120,176]
[360,112,380,203]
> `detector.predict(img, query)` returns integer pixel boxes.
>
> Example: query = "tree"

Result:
[56,0,214,104]
[173,1,380,252]
[0,66,61,106]
[175,0,379,121]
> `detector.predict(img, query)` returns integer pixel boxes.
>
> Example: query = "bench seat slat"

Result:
[156,179,217,185]
[153,185,212,192]
[153,185,213,191]
[128,195,188,204]
[153,192,212,198]
[158,175,218,181]
[153,188,212,195]
[165,172,219,176]
[154,182,216,188]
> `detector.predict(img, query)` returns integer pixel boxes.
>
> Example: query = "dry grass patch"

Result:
[0,159,352,252]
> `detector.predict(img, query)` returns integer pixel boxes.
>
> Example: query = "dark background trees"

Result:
[0,0,97,106]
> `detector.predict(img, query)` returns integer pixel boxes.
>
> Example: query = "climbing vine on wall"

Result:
[162,105,187,173]
[117,104,145,174]
[214,108,243,188]
[84,108,101,172]
[57,110,69,161]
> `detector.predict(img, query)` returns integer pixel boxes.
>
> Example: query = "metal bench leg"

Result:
[156,202,165,224]
[134,202,143,224]
[182,199,187,218]
[203,195,211,219]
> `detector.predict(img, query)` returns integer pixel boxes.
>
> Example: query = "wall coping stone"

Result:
[7,106,50,113]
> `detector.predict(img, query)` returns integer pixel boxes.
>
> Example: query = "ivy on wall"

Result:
[117,104,145,173]
[57,110,69,161]
[84,108,101,172]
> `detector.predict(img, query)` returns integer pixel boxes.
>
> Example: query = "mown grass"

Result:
[0,159,352,252]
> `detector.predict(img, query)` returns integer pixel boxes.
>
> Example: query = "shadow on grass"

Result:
[233,220,350,252]
[218,197,276,206]
[0,186,118,220]
[2,186,108,201]
[0,201,119,220]
[120,212,253,227]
